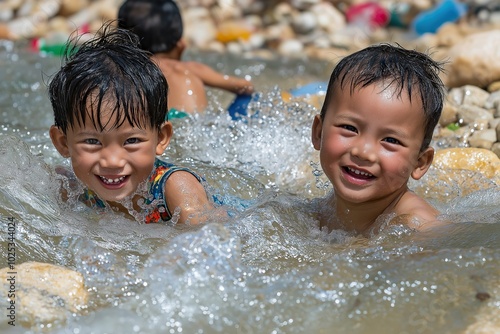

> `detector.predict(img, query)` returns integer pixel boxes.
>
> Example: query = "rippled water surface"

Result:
[0,41,499,334]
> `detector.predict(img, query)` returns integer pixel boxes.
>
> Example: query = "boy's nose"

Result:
[351,140,377,162]
[99,147,126,168]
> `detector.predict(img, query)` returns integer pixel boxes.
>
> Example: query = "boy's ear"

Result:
[411,147,434,180]
[49,125,70,158]
[156,121,173,155]
[177,39,186,52]
[311,114,323,151]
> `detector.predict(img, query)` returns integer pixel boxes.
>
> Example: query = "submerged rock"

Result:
[0,261,88,327]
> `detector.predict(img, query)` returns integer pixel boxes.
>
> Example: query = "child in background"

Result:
[118,0,255,117]
[48,25,216,225]
[311,43,447,235]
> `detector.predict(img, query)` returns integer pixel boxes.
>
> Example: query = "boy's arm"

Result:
[184,61,254,95]
[164,171,224,225]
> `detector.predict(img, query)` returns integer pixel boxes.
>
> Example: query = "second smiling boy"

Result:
[311,43,447,235]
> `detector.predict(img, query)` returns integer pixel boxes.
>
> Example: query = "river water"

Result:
[0,40,499,333]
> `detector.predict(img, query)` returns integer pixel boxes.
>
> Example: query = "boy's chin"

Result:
[94,190,134,203]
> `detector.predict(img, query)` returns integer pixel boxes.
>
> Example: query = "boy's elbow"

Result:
[179,204,226,225]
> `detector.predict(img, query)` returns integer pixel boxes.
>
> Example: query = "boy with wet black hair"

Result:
[311,43,447,234]
[48,25,216,224]
[118,0,254,117]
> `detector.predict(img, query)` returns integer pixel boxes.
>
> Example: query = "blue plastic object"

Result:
[227,81,329,121]
[227,94,255,121]
[411,0,467,35]
[289,81,328,96]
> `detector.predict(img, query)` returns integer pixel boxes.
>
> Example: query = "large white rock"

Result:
[445,30,500,88]
[310,2,346,34]
[183,7,217,48]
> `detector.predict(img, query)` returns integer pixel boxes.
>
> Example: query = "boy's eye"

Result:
[84,138,100,145]
[383,137,400,145]
[341,124,357,133]
[125,138,141,144]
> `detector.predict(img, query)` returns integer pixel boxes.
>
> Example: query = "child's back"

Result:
[154,57,208,115]
[118,0,254,115]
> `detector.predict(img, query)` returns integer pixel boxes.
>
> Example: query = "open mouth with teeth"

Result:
[344,166,374,179]
[98,175,128,186]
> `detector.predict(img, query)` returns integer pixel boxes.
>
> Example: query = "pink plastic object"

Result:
[345,2,390,28]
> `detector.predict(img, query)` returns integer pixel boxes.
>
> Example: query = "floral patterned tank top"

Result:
[82,158,203,223]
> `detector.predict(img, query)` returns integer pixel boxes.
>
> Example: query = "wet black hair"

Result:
[48,24,169,134]
[320,43,446,151]
[118,0,183,54]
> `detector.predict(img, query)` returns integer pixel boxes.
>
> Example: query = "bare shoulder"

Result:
[155,58,189,75]
[182,61,211,72]
[164,170,208,201]
[396,191,438,217]
[182,61,220,79]
[393,191,444,231]
[163,170,215,225]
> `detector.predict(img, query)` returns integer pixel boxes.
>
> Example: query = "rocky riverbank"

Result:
[1,1,499,58]
[1,0,500,159]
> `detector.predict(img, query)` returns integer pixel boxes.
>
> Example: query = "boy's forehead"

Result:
[329,80,425,118]
[79,94,150,130]
[333,79,422,102]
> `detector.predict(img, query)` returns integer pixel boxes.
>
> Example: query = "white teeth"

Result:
[348,167,373,177]
[99,176,125,184]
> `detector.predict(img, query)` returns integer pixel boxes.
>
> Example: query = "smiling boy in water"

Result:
[48,26,215,225]
[311,43,446,235]
[118,0,254,117]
